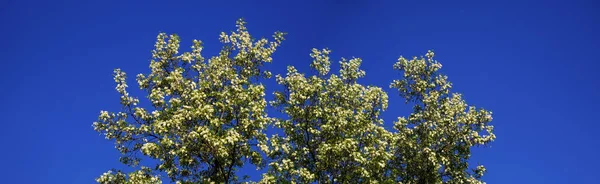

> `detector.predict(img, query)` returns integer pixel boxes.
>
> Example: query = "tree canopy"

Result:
[93,19,495,184]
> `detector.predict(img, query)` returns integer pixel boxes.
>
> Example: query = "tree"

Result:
[387,51,495,184]
[93,19,285,183]
[93,19,495,184]
[261,49,392,183]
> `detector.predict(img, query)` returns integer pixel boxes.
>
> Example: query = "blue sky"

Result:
[1,0,599,183]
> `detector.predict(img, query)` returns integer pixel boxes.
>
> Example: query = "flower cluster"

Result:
[93,19,284,183]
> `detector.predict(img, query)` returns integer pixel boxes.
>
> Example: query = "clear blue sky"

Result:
[1,0,598,183]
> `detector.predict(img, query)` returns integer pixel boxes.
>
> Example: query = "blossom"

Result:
[92,20,495,184]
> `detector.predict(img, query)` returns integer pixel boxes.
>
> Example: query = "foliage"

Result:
[93,19,495,184]
[93,19,284,183]
[261,49,392,183]
[387,51,495,184]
